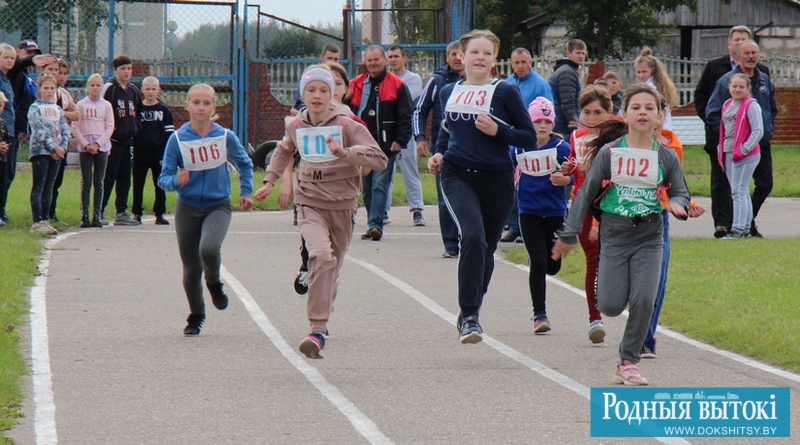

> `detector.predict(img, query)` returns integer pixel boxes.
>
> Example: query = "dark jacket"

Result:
[8,55,36,133]
[349,69,413,155]
[103,77,143,143]
[548,59,581,133]
[694,55,770,125]
[706,66,777,141]
[412,65,462,147]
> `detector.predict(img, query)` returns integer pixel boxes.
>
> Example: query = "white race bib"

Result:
[574,133,596,164]
[444,82,497,115]
[177,133,228,171]
[517,148,559,177]
[296,126,343,163]
[39,104,62,123]
[610,148,658,188]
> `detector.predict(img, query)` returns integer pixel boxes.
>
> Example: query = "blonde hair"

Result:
[635,48,677,108]
[0,44,15,59]
[187,83,216,103]
[459,29,501,58]
[0,91,7,104]
[85,73,104,92]
[37,74,57,89]
[729,73,752,93]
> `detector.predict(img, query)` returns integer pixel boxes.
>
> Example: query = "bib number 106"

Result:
[188,143,221,164]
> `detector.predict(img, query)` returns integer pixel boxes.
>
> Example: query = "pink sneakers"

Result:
[614,361,649,386]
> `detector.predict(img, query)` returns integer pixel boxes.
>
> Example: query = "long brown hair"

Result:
[634,48,677,108]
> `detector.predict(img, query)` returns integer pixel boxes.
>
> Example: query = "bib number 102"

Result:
[188,143,221,164]
[616,156,650,177]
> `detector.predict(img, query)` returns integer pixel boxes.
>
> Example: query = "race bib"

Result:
[517,148,559,177]
[177,133,227,171]
[610,148,658,188]
[445,82,497,115]
[574,133,596,164]
[39,104,62,123]
[296,125,343,163]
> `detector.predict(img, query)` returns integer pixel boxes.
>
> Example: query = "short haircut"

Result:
[446,41,460,53]
[388,45,405,56]
[735,39,759,58]
[0,44,16,59]
[729,25,752,40]
[37,74,57,88]
[142,76,160,86]
[364,44,385,57]
[112,54,132,69]
[593,78,610,89]
[321,43,340,56]
[602,71,620,82]
[566,39,586,53]
[511,47,531,58]
[57,58,70,71]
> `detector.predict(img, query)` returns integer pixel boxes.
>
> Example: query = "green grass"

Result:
[682,144,800,197]
[503,237,800,374]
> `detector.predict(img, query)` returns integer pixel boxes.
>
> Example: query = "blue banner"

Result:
[591,387,790,437]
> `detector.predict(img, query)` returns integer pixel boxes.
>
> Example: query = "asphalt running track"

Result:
[9,199,800,444]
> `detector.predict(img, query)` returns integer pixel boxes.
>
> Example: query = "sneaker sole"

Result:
[211,297,229,310]
[114,221,140,226]
[589,328,606,344]
[614,375,649,386]
[534,324,551,334]
[641,352,657,359]
[299,338,323,359]
[459,332,483,344]
[294,275,309,295]
[369,228,382,241]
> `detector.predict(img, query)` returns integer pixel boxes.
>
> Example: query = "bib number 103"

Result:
[187,143,221,164]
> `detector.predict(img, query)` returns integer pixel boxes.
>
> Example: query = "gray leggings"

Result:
[724,152,760,235]
[174,199,232,315]
[79,151,108,217]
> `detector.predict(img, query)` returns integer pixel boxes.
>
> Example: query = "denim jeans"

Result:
[362,152,396,233]
[725,152,760,235]
[30,155,61,222]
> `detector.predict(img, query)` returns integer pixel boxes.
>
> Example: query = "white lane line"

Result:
[31,232,78,445]
[346,255,689,445]
[497,256,800,384]
[220,266,393,445]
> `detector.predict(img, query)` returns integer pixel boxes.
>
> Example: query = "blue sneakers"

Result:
[459,315,483,344]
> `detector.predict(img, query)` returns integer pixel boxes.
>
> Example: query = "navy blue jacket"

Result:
[513,135,571,217]
[412,65,462,147]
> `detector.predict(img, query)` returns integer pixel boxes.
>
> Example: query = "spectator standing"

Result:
[349,45,414,241]
[694,25,770,239]
[413,41,464,257]
[548,39,586,142]
[386,45,426,226]
[705,40,776,238]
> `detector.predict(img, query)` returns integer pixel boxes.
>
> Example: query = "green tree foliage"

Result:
[389,0,442,44]
[475,0,541,57]
[171,23,232,59]
[540,0,698,58]
[260,24,321,59]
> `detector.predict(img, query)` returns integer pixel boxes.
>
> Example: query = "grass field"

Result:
[1,146,798,440]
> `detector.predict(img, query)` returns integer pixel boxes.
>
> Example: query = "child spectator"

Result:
[553,84,690,385]
[41,59,79,226]
[718,73,763,239]
[133,76,174,224]
[635,49,677,129]
[254,65,387,358]
[514,97,571,333]
[602,71,623,115]
[158,83,254,336]
[102,55,143,226]
[27,74,68,234]
[73,73,114,228]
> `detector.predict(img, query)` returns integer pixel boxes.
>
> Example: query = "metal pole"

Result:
[350,0,358,78]
[107,0,115,78]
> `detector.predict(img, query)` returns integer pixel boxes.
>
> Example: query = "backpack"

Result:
[13,72,38,133]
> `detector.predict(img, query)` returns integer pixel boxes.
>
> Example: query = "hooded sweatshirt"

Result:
[264,105,388,211]
[102,77,143,143]
[158,122,254,209]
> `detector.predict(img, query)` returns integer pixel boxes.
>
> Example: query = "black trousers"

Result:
[132,151,167,215]
[703,128,732,230]
[102,140,133,214]
[519,213,563,317]
[49,151,68,218]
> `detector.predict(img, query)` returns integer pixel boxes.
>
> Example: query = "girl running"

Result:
[254,65,387,358]
[552,84,690,385]
[428,29,536,344]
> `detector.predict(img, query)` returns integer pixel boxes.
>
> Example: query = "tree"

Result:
[539,0,698,59]
[389,0,441,44]
[0,0,109,43]
[475,0,540,57]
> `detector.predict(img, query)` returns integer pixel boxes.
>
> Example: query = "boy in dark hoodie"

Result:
[101,54,143,226]
[548,39,586,142]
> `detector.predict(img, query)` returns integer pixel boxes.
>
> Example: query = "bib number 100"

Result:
[188,143,221,164]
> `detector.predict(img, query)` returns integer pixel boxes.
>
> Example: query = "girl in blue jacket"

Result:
[158,83,254,336]
[513,97,571,334]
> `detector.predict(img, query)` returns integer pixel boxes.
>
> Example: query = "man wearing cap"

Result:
[348,45,413,241]
[0,40,55,224]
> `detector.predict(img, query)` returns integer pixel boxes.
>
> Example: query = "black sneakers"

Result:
[459,315,483,344]
[80,216,91,228]
[294,269,309,295]
[155,214,169,225]
[183,314,205,336]
[207,282,229,310]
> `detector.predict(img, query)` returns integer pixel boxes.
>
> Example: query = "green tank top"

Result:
[599,136,664,217]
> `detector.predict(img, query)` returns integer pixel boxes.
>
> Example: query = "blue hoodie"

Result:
[512,134,571,217]
[158,122,253,209]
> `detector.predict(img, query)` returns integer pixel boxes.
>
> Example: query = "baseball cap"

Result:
[17,40,41,54]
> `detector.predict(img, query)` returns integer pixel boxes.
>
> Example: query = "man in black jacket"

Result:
[694,25,770,238]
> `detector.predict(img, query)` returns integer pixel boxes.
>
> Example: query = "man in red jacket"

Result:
[349,45,413,241]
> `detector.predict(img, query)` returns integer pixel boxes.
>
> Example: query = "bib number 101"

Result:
[188,143,221,164]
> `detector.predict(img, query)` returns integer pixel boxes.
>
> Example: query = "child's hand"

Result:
[588,225,599,242]
[561,158,576,175]
[427,153,444,175]
[254,183,273,202]
[277,182,293,210]
[240,196,253,210]
[667,201,688,218]
[551,239,576,260]
[327,136,343,156]
[689,202,706,218]
[550,171,570,187]
[177,169,190,185]
[475,113,498,136]
[0,142,7,154]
